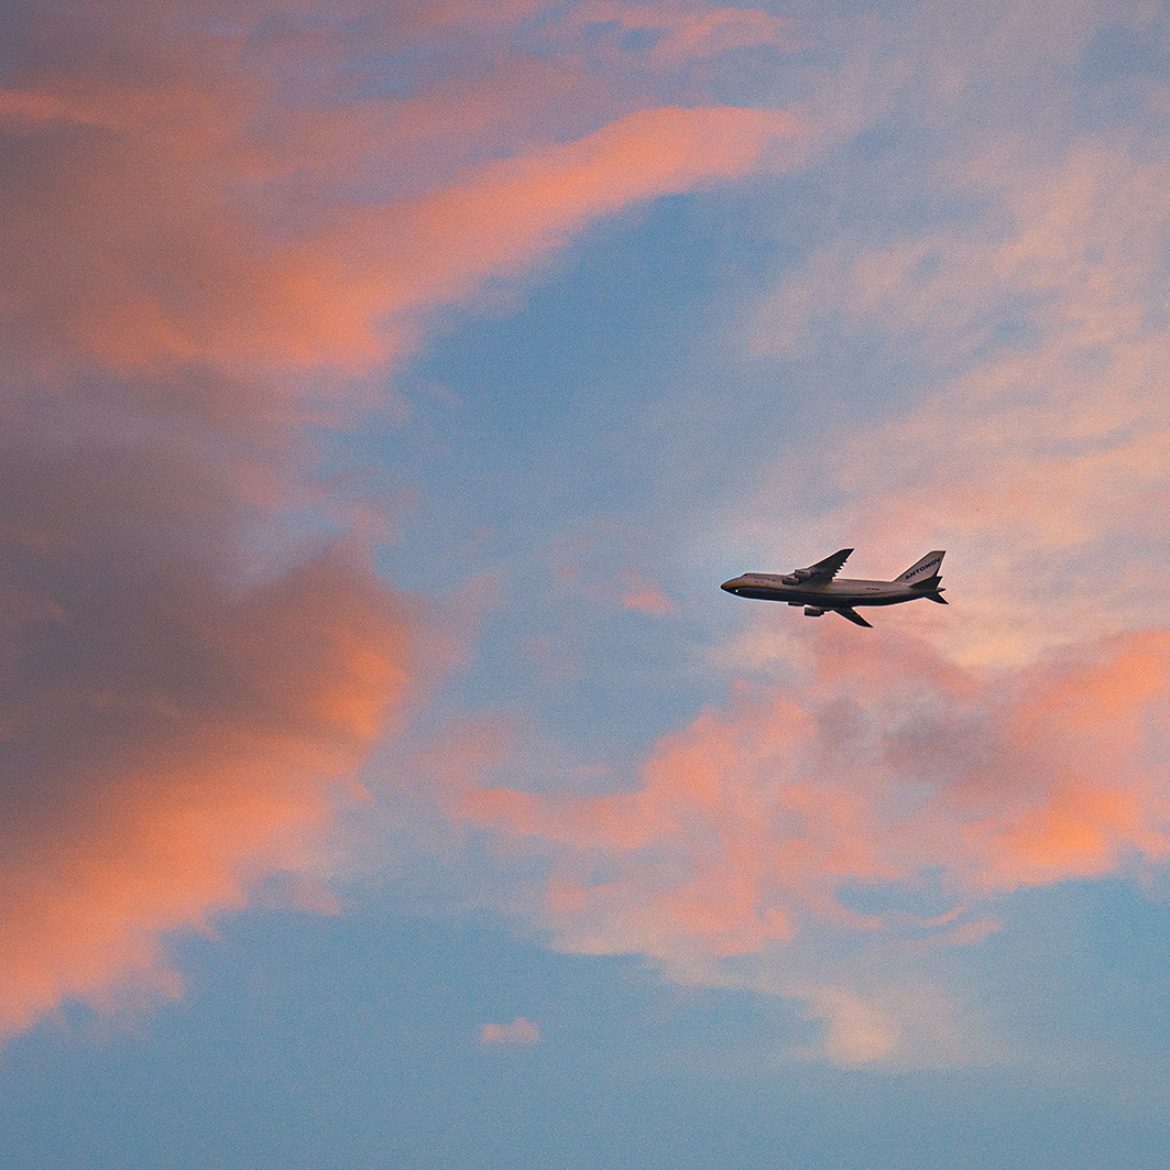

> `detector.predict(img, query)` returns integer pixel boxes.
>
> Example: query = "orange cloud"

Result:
[544,522,682,615]
[0,0,803,387]
[0,99,799,378]
[479,1017,541,1045]
[459,625,1170,967]
[0,0,805,1040]
[0,439,418,1038]
[619,570,677,615]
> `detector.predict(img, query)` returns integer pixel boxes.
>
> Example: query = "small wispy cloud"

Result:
[479,1017,542,1046]
[619,569,678,616]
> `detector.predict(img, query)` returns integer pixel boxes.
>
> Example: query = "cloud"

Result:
[566,1,799,67]
[479,1017,541,1046]
[546,524,679,616]
[0,432,418,1038]
[1,102,799,378]
[0,1,803,385]
[683,0,1170,1063]
[0,0,808,1038]
[619,570,678,616]
[731,44,1170,663]
[455,623,1170,1061]
[388,0,1170,1072]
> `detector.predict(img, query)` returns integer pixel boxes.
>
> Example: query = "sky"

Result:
[3,0,1170,1166]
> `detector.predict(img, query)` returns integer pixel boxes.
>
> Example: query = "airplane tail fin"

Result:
[897,550,945,586]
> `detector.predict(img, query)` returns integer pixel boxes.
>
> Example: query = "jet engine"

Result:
[782,568,813,584]
[803,606,824,617]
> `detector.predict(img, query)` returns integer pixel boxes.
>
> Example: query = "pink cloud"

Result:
[0,0,807,1041]
[0,438,419,1039]
[459,625,1170,965]
[0,1,804,386]
[619,570,678,616]
[546,524,681,615]
[479,1017,542,1045]
[737,133,1170,671]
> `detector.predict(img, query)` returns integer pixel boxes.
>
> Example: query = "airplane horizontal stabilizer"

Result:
[909,574,943,591]
[835,607,873,628]
[926,592,949,605]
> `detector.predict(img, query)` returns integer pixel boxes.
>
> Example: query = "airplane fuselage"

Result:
[721,549,946,627]
[720,575,935,608]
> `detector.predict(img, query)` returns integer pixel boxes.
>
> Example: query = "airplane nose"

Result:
[721,579,739,593]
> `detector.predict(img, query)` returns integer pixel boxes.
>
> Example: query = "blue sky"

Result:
[6,897,1170,1170]
[4,0,1170,1165]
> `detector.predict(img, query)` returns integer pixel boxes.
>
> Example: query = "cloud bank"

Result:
[462,624,1170,942]
[425,0,1170,1067]
[0,0,801,1035]
[455,624,1170,1064]
[0,437,417,1037]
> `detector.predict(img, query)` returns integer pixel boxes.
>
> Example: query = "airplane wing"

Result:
[798,548,853,581]
[834,607,873,628]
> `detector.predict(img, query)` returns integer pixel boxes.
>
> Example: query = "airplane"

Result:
[720,548,947,628]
